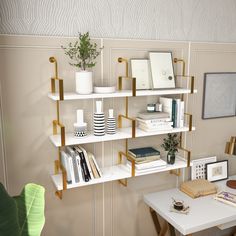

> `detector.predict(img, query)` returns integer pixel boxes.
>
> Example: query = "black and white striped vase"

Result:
[93,112,105,136]
[106,109,116,135]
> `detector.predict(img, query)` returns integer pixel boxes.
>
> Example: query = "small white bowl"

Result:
[94,86,116,94]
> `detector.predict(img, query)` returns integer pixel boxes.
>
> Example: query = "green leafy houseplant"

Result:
[0,183,45,236]
[62,32,103,71]
[61,32,103,94]
[161,133,179,164]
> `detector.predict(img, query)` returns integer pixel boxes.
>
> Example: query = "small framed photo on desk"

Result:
[206,160,228,182]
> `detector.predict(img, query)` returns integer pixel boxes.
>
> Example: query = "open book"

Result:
[214,191,236,207]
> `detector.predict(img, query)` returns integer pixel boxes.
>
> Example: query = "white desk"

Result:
[144,178,236,236]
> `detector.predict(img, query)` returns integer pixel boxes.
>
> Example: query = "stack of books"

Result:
[126,147,167,174]
[137,112,173,132]
[61,146,102,185]
[159,97,185,128]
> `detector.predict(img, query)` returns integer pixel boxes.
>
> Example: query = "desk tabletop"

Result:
[144,177,236,235]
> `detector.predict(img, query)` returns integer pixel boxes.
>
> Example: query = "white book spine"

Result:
[176,99,181,128]
[79,146,94,180]
[76,155,84,183]
[68,156,75,184]
[180,101,185,128]
[90,153,102,177]
[60,151,72,184]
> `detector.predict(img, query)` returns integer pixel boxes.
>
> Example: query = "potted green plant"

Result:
[161,133,179,164]
[62,32,103,94]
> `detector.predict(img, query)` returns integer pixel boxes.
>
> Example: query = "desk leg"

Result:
[168,223,176,236]
[150,208,161,234]
[149,208,168,236]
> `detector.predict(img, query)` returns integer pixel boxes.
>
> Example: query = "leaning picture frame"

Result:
[149,52,175,89]
[206,160,228,182]
[130,59,152,90]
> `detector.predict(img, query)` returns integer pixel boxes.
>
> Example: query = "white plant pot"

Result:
[75,71,93,94]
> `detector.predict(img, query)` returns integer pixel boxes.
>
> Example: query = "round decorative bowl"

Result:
[94,86,116,94]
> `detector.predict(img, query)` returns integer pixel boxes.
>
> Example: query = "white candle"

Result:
[77,109,84,124]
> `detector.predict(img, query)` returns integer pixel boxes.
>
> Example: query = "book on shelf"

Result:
[127,159,167,170]
[128,147,160,158]
[79,146,94,180]
[214,191,236,207]
[60,151,72,184]
[159,97,185,128]
[128,154,160,163]
[89,152,102,177]
[137,111,170,120]
[138,123,173,132]
[136,117,171,124]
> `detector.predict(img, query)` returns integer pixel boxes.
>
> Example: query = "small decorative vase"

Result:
[75,71,93,94]
[94,101,105,136]
[74,109,87,138]
[167,152,175,165]
[106,109,116,135]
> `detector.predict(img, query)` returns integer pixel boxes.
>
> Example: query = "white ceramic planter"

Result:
[75,71,93,94]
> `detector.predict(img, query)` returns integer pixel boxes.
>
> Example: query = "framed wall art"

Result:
[206,160,228,182]
[202,73,236,119]
[130,59,152,90]
[149,52,175,89]
[191,156,217,180]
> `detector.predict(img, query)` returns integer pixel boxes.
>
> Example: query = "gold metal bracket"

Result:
[174,58,186,76]
[54,160,67,200]
[53,120,65,146]
[225,136,236,155]
[118,57,129,77]
[184,113,193,131]
[178,146,191,167]
[49,57,64,100]
[119,151,135,177]
[169,169,181,176]
[118,76,136,96]
[118,57,136,96]
[118,115,136,138]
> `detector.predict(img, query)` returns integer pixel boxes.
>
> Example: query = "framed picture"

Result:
[149,52,175,89]
[202,73,236,119]
[130,59,152,90]
[191,156,217,180]
[206,160,228,182]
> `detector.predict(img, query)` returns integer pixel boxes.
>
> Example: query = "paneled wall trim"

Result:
[2,0,236,42]
[1,35,236,236]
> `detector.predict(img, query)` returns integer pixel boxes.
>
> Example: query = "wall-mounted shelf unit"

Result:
[48,56,196,199]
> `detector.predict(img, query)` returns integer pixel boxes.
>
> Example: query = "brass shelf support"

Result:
[225,136,236,155]
[118,57,136,96]
[118,115,136,138]
[49,57,64,100]
[174,57,195,94]
[53,120,65,146]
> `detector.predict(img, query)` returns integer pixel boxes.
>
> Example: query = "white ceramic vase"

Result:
[75,71,93,94]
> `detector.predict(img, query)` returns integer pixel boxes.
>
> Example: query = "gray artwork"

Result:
[202,73,236,119]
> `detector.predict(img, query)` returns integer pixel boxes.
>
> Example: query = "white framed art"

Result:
[149,52,175,89]
[191,156,217,180]
[206,160,228,182]
[130,59,152,90]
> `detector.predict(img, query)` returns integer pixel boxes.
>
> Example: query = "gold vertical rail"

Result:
[118,57,128,77]
[49,57,66,199]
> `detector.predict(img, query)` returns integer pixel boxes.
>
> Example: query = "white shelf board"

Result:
[51,157,188,190]
[51,164,131,190]
[48,88,197,101]
[49,126,195,147]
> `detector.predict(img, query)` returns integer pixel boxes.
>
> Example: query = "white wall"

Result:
[1,0,236,42]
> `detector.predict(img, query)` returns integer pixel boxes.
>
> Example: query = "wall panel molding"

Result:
[1,0,236,42]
